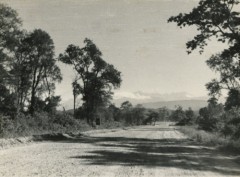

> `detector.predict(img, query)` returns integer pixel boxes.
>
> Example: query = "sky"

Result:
[1,0,227,108]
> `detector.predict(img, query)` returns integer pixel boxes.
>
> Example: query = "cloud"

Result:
[114,91,206,101]
[113,91,151,100]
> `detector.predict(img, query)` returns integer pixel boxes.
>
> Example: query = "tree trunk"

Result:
[73,94,76,118]
[29,88,35,115]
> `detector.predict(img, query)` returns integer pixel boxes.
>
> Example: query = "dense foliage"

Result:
[0,4,62,117]
[59,39,122,125]
[169,0,240,104]
[168,0,240,141]
[0,3,125,136]
[0,112,90,137]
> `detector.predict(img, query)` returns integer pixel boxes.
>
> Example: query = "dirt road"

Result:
[0,122,240,177]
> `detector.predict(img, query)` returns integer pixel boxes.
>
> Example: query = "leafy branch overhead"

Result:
[168,0,240,103]
[168,0,240,57]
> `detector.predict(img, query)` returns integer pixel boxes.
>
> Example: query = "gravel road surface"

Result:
[0,122,239,177]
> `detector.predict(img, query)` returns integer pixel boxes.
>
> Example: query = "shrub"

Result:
[170,106,186,122]
[220,107,240,139]
[52,112,84,132]
[179,126,226,146]
[170,106,196,126]
[197,103,224,131]
[176,108,196,126]
[0,114,15,137]
[0,111,91,138]
[197,115,219,131]
[179,126,240,153]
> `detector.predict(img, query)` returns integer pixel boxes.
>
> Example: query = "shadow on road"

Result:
[36,127,240,176]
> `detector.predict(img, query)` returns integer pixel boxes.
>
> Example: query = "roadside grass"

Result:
[0,112,125,139]
[0,113,125,148]
[0,113,92,138]
[178,126,240,154]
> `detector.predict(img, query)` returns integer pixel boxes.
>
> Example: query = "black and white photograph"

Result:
[0,0,240,176]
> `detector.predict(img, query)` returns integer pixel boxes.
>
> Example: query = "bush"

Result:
[179,126,240,153]
[220,107,240,139]
[52,112,88,132]
[197,103,224,131]
[180,126,226,145]
[170,106,186,122]
[0,112,91,138]
[170,106,195,126]
[0,114,15,137]
[197,115,219,131]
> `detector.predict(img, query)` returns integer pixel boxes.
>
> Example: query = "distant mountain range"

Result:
[112,91,208,110]
[60,99,207,111]
[141,100,208,110]
[60,91,209,111]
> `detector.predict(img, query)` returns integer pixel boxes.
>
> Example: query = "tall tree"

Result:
[147,110,159,125]
[72,77,81,117]
[158,107,170,121]
[168,0,240,103]
[59,38,121,124]
[0,3,22,115]
[108,104,120,121]
[20,29,62,114]
[170,106,186,122]
[0,4,61,115]
[132,104,146,125]
[120,101,133,110]
[10,31,32,113]
[120,101,133,125]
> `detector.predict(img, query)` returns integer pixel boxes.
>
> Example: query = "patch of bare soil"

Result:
[0,122,239,177]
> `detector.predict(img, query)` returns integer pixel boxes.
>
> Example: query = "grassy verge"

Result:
[0,112,127,139]
[0,113,92,138]
[178,126,240,154]
[0,113,126,149]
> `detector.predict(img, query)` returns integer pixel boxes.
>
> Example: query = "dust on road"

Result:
[0,122,239,177]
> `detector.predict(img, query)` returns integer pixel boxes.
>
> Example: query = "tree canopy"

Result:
[0,3,22,87]
[0,3,62,116]
[168,0,240,57]
[0,3,22,52]
[22,29,62,114]
[59,38,121,124]
[168,0,240,104]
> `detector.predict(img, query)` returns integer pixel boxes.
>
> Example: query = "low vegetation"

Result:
[0,112,91,138]
[179,126,240,153]
[171,101,240,153]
